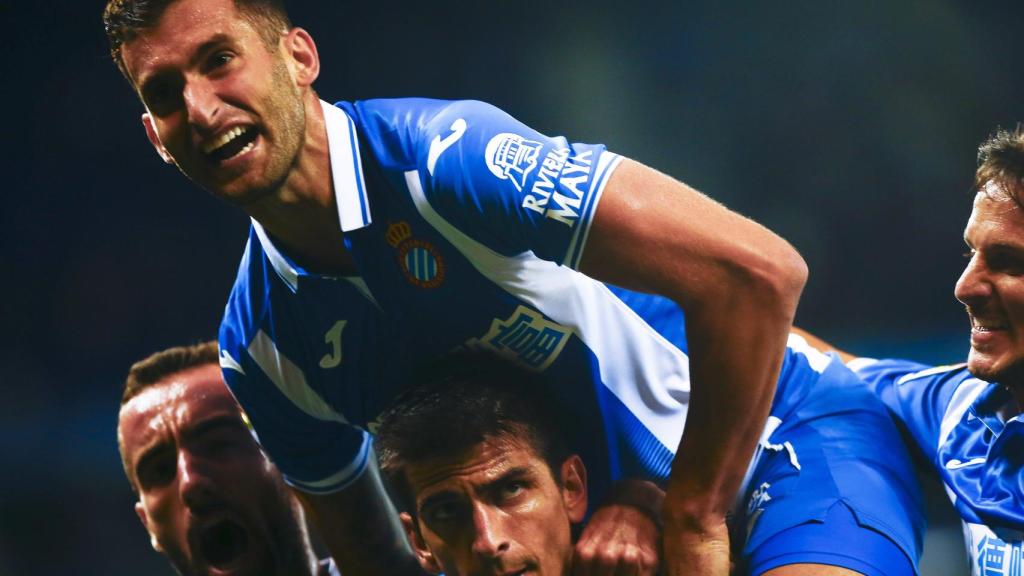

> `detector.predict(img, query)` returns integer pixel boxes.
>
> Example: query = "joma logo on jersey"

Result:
[485,133,543,193]
[463,306,572,372]
[521,148,593,228]
[975,534,1023,576]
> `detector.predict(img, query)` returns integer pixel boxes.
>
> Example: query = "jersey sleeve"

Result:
[413,100,623,269]
[849,357,964,463]
[218,326,372,495]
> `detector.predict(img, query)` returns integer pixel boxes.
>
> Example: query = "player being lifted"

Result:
[103,0,925,573]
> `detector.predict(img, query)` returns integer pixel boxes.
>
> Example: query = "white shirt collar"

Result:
[321,99,372,232]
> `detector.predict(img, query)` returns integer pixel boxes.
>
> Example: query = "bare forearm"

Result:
[295,460,426,576]
[669,232,804,506]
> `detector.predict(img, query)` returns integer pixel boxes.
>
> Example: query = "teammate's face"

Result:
[120,0,314,205]
[119,364,313,576]
[401,436,587,576]
[955,185,1024,385]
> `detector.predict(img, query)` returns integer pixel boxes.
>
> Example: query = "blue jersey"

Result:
[217,99,923,567]
[852,358,1024,574]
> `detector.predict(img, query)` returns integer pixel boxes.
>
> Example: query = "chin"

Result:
[967,350,1024,385]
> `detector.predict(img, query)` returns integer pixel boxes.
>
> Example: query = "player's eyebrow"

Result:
[183,413,247,441]
[417,465,536,513]
[137,33,234,94]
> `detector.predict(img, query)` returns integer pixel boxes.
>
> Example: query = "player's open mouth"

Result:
[203,126,259,162]
[198,518,250,571]
[971,317,1008,332]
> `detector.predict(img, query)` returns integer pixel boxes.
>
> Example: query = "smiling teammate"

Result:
[103,0,925,573]
[118,341,339,576]
[803,128,1024,574]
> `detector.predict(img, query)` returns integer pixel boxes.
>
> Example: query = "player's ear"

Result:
[142,113,174,164]
[560,454,588,523]
[135,501,163,552]
[282,27,319,88]
[400,511,442,574]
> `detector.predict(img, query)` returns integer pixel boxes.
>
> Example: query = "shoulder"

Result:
[338,98,512,169]
[851,357,971,387]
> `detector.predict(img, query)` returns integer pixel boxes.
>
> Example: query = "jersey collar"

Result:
[971,383,1019,435]
[321,100,372,232]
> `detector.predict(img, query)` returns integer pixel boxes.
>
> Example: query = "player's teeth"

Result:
[204,126,246,154]
[237,141,255,156]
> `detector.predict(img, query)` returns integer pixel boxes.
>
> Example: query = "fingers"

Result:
[573,534,659,576]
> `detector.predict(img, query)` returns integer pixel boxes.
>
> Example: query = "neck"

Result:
[246,94,356,276]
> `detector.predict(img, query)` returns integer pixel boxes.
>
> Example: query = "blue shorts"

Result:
[735,356,925,575]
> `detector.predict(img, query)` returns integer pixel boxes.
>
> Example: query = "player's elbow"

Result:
[727,241,807,317]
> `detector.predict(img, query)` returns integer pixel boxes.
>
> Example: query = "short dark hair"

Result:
[375,357,570,515]
[103,0,292,80]
[118,340,220,488]
[976,126,1024,208]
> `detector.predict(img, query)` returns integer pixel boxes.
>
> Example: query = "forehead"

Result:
[405,437,548,502]
[966,185,1024,241]
[121,0,256,83]
[119,364,240,452]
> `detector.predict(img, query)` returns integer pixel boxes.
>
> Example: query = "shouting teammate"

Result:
[117,341,339,576]
[103,0,925,573]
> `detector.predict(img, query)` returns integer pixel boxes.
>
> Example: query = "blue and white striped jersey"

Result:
[217,98,857,502]
[852,358,1024,575]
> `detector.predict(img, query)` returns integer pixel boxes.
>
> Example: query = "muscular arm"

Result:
[580,159,808,574]
[294,456,426,576]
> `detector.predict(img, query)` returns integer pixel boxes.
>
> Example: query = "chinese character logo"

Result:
[976,533,1023,576]
[464,305,573,372]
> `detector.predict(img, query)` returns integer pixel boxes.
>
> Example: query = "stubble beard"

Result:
[213,55,307,209]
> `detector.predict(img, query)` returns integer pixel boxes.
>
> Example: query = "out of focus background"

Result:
[4,1,1022,573]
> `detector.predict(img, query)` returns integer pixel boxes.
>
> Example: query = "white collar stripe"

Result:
[321,100,372,232]
[252,219,300,292]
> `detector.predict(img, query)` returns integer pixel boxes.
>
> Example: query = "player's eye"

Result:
[424,500,463,525]
[206,51,236,72]
[987,252,1024,276]
[142,79,183,117]
[137,452,175,488]
[501,481,524,498]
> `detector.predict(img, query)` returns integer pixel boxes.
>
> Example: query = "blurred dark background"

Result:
[4,1,1022,573]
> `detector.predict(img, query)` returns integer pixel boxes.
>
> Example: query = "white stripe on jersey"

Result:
[404,168,692,454]
[253,220,300,291]
[248,329,348,424]
[939,376,987,449]
[785,332,831,373]
[322,100,372,232]
[563,153,623,269]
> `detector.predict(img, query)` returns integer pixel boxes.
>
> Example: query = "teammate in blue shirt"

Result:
[103,0,924,574]
[797,128,1024,575]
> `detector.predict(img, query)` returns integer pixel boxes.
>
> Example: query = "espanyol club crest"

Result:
[386,221,446,289]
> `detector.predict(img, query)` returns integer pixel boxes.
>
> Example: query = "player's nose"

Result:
[182,77,221,133]
[470,504,511,560]
[955,255,992,308]
[177,450,218,514]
